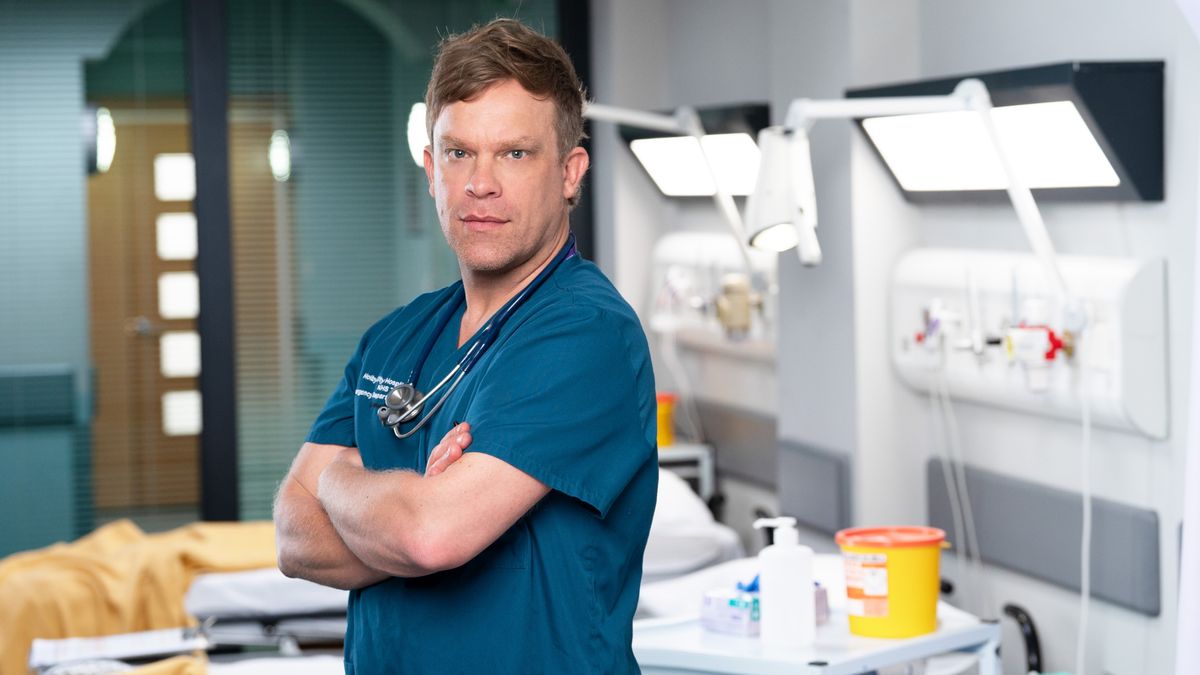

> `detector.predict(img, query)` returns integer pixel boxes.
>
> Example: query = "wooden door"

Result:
[88,104,200,511]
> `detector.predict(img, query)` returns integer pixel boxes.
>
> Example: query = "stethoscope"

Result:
[376,233,577,439]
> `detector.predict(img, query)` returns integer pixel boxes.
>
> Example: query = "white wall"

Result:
[592,1,1197,673]
[856,3,1197,673]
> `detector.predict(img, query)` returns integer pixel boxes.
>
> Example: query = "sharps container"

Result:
[834,526,945,638]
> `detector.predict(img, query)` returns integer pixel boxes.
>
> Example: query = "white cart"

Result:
[633,601,1001,675]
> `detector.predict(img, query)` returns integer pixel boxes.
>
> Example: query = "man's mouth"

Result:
[461,214,509,230]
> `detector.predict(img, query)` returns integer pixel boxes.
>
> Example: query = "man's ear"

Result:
[561,146,589,201]
[423,144,435,198]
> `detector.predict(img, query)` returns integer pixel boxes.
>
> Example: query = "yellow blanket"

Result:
[0,519,276,674]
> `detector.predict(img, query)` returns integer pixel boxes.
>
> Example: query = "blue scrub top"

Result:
[306,254,658,674]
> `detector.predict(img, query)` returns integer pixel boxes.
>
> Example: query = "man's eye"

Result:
[509,150,527,159]
[447,149,467,159]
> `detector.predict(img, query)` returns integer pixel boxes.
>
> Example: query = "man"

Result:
[273,18,658,674]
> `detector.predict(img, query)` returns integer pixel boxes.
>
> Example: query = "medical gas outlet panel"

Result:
[649,231,778,349]
[890,248,1168,439]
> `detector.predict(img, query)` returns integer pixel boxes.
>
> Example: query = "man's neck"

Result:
[458,228,569,346]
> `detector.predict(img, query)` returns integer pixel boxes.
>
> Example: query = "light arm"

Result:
[583,102,759,280]
[779,78,1078,327]
[583,103,683,134]
[959,81,1074,313]
[782,86,974,130]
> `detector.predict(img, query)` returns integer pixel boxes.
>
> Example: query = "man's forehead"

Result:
[433,90,557,148]
[435,81,554,124]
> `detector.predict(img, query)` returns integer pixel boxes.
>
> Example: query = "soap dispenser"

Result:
[753,516,815,646]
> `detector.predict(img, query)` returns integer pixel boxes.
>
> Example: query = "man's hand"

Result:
[274,442,389,590]
[426,423,471,477]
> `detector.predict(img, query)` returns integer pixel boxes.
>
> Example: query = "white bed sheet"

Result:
[208,654,343,674]
[185,567,347,620]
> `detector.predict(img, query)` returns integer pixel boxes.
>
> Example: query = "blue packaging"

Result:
[700,588,761,636]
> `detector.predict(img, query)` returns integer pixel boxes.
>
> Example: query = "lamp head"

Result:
[745,126,822,266]
[748,221,800,252]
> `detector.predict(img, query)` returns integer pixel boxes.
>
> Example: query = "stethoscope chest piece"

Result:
[376,233,578,440]
[378,383,424,428]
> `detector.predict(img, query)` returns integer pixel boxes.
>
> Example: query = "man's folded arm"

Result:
[317,447,550,578]
[273,442,390,590]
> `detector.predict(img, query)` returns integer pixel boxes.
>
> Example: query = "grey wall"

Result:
[0,0,152,421]
[591,1,1197,672]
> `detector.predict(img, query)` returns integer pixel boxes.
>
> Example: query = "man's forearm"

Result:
[274,478,389,590]
[318,460,436,577]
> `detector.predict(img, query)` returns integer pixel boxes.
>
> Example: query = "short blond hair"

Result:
[425,18,587,162]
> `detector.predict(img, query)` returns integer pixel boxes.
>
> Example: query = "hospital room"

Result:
[2,0,1199,673]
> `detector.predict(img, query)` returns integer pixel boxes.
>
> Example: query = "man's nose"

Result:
[465,158,501,198]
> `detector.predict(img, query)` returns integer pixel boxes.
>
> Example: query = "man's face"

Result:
[424,79,588,278]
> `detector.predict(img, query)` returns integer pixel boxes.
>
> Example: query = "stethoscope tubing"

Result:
[390,364,467,439]
[381,234,577,439]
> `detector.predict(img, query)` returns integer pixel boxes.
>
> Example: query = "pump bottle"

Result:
[753,517,816,646]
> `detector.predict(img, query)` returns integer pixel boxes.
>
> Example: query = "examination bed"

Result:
[17,467,741,672]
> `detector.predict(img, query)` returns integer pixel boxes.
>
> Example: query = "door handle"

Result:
[125,315,165,337]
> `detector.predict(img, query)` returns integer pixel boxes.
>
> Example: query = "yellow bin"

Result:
[834,526,945,638]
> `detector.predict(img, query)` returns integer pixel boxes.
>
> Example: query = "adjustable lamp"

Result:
[746,80,1005,273]
[744,126,821,266]
[747,61,1162,284]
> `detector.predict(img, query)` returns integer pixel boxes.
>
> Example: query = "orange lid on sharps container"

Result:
[835,526,945,548]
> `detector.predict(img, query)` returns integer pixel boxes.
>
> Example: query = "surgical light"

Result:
[848,61,1163,201]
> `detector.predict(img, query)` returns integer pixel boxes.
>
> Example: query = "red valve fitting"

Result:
[1017,324,1066,361]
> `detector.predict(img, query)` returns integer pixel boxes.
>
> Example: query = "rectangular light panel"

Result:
[154,153,196,202]
[629,133,760,197]
[156,212,198,261]
[862,101,1119,192]
[699,133,761,196]
[158,271,199,320]
[162,390,202,436]
[160,330,201,378]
